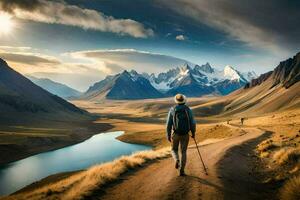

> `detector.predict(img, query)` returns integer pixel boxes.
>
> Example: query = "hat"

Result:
[174,94,187,104]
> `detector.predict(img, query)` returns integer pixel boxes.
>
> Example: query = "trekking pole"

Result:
[193,138,208,175]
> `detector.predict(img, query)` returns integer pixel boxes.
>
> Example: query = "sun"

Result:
[0,12,14,34]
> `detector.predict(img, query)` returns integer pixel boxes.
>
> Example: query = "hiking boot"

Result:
[179,171,186,176]
[175,160,179,169]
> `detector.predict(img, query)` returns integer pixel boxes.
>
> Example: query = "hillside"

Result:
[0,59,90,123]
[27,76,82,100]
[0,58,110,165]
[191,52,300,118]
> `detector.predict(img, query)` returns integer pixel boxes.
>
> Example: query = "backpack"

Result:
[173,105,191,135]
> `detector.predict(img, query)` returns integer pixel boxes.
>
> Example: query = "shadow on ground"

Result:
[217,130,278,200]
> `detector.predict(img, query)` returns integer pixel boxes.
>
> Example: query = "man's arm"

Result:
[166,108,173,141]
[188,108,196,137]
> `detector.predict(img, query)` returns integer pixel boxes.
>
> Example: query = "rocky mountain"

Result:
[28,76,82,100]
[244,71,273,88]
[189,52,300,118]
[146,63,256,96]
[82,62,257,100]
[229,52,300,115]
[245,52,300,89]
[270,52,300,88]
[82,70,163,100]
[0,58,89,123]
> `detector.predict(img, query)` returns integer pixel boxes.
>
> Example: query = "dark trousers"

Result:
[171,133,189,172]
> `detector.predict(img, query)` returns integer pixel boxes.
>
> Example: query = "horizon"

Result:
[0,1,300,199]
[0,0,299,91]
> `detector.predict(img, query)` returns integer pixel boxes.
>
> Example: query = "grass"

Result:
[256,139,279,152]
[273,147,300,165]
[251,111,300,199]
[280,175,300,200]
[5,148,170,200]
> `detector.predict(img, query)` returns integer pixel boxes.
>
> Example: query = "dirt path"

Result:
[86,127,270,200]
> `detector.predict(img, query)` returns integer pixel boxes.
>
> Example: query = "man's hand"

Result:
[168,136,172,142]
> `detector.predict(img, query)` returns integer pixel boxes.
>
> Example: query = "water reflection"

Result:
[0,131,151,196]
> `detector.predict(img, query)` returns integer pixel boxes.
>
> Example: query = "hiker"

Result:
[241,117,244,125]
[166,94,196,176]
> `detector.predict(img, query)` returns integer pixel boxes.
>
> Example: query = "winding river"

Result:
[0,131,151,196]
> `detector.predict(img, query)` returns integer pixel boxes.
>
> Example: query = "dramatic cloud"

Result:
[69,49,191,74]
[0,46,31,51]
[0,52,60,65]
[0,47,107,91]
[160,0,300,53]
[0,0,154,38]
[175,35,186,41]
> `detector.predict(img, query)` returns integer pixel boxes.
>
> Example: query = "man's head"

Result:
[174,93,187,105]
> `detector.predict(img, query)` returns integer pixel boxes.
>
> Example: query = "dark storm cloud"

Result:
[0,0,42,12]
[160,0,300,53]
[0,0,154,38]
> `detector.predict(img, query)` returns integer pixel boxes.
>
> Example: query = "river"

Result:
[0,131,151,196]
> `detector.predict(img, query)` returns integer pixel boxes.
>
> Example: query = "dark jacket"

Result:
[166,104,196,139]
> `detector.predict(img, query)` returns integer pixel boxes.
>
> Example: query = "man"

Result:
[166,94,196,176]
[241,117,244,125]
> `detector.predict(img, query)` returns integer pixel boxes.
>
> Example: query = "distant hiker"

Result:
[166,94,196,176]
[241,117,244,125]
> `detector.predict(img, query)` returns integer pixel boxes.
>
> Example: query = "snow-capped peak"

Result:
[123,62,256,95]
[195,62,214,73]
[179,67,190,76]
[130,70,138,76]
[243,71,257,82]
[223,65,241,81]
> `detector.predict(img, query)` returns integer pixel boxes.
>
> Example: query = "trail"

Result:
[90,126,270,200]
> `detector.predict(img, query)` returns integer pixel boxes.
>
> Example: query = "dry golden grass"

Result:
[273,147,300,165]
[250,109,300,199]
[96,117,243,150]
[72,97,215,119]
[257,139,279,152]
[259,152,270,158]
[280,175,300,200]
[4,148,170,200]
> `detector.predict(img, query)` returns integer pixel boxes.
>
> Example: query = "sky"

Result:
[0,0,299,91]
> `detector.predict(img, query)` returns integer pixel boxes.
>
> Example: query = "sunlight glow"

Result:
[0,12,14,35]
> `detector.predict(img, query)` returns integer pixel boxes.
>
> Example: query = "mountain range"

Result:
[192,52,300,117]
[28,76,82,100]
[146,63,256,96]
[82,63,257,100]
[82,70,162,100]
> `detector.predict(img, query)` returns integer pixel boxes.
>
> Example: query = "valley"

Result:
[3,94,299,199]
[0,59,112,165]
[0,1,299,199]
[0,52,299,199]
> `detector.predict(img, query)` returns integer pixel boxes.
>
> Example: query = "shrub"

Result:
[273,148,300,165]
[257,140,278,152]
[280,175,300,200]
